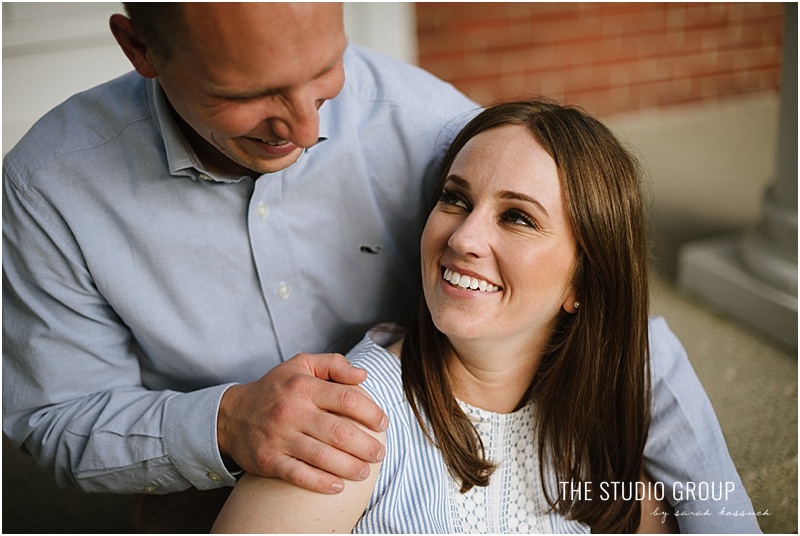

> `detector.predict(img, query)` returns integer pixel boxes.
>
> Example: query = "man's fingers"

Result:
[271,453,347,494]
[300,409,386,467]
[270,421,385,492]
[291,430,378,483]
[289,352,388,432]
[297,352,366,385]
[307,379,388,433]
[327,357,369,385]
[218,353,389,491]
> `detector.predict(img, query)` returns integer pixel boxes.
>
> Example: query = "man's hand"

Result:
[216,352,388,494]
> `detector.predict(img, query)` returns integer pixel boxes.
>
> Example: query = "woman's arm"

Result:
[212,392,385,534]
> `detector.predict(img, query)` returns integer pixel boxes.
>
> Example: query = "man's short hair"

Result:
[123,2,184,61]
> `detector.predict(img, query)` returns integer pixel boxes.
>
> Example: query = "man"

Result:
[3,3,759,533]
[4,3,472,531]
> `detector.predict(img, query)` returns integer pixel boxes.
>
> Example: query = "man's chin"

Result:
[234,147,304,176]
[253,152,303,175]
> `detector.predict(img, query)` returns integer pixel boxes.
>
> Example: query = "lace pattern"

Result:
[449,401,551,534]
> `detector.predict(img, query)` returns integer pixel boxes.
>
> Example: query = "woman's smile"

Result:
[441,267,501,293]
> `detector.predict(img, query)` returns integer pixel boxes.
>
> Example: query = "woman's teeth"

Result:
[265,140,289,146]
[443,268,499,292]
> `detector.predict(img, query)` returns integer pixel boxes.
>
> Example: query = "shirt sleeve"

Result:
[2,165,238,494]
[645,316,762,533]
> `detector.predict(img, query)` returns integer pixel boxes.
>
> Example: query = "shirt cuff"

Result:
[162,383,240,489]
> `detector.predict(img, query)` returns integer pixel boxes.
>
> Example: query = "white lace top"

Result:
[453,401,551,533]
[347,329,589,534]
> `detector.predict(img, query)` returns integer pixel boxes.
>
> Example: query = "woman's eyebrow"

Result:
[449,174,549,217]
[444,174,469,189]
[498,190,549,217]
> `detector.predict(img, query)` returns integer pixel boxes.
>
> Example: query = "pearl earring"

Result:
[573,301,580,310]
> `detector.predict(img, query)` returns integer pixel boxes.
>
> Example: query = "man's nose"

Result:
[269,90,323,148]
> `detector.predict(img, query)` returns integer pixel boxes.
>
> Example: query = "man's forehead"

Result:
[180,3,344,35]
[178,3,347,93]
[206,49,347,99]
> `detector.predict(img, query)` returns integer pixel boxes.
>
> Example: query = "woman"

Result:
[213,99,673,533]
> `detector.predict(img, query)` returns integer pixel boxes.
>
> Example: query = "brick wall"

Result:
[416,2,784,116]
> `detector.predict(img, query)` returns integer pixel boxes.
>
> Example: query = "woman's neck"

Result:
[445,338,544,414]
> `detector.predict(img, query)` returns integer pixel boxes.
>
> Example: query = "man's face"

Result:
[148,3,347,176]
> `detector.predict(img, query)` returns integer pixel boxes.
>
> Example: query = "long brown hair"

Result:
[401,99,651,533]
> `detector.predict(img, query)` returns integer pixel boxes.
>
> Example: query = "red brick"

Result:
[415,1,784,115]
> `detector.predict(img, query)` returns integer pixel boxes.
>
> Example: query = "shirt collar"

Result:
[146,77,332,182]
[146,78,212,180]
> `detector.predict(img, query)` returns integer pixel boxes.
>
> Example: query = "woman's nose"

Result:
[447,212,492,258]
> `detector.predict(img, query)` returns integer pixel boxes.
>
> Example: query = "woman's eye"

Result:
[502,209,540,230]
[439,189,469,210]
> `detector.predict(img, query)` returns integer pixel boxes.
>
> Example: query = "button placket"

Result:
[277,281,291,299]
[248,176,299,358]
[256,202,269,219]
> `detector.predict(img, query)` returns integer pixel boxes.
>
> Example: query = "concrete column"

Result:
[740,2,798,296]
[678,3,798,350]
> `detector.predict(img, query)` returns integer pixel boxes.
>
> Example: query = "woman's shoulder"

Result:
[345,324,406,410]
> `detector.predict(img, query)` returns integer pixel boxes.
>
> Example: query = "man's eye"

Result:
[221,90,279,103]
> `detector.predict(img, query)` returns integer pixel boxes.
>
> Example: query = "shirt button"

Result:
[198,173,212,182]
[143,485,157,493]
[277,282,291,299]
[256,202,269,219]
[207,471,223,482]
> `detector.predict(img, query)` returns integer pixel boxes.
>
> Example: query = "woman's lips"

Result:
[442,267,501,293]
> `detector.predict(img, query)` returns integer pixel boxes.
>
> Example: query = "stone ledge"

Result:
[678,234,797,352]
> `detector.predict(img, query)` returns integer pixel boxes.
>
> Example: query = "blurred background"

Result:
[3,2,796,533]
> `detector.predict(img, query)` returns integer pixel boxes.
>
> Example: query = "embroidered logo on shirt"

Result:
[360,245,383,254]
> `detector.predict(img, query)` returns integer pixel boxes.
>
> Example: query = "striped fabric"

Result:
[346,330,589,534]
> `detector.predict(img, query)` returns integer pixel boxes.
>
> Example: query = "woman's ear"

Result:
[562,292,580,314]
[109,14,159,79]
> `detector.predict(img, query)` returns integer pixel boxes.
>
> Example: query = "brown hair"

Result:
[122,2,185,60]
[402,99,651,533]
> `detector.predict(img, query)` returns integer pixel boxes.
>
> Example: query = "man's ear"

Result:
[109,14,159,79]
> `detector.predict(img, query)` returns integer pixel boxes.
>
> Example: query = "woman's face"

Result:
[421,124,578,354]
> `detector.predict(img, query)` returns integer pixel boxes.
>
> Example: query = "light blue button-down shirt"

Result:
[3,44,475,494]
